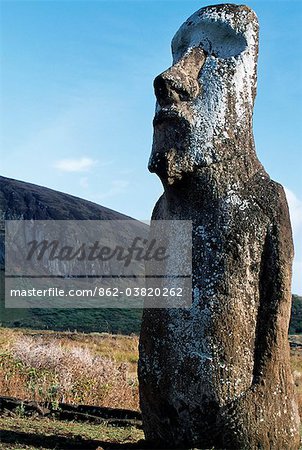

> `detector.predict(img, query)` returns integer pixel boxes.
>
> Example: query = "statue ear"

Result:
[172,20,247,62]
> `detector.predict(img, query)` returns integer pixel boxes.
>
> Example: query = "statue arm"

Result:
[252,185,294,384]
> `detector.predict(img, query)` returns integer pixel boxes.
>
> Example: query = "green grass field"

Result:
[0,416,144,449]
[0,269,142,335]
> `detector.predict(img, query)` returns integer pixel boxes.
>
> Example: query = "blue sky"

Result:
[0,0,301,293]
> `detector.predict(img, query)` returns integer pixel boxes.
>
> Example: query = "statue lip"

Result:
[153,108,189,127]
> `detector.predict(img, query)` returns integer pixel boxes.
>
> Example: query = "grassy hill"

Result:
[289,294,302,334]
[0,176,146,335]
[0,270,142,334]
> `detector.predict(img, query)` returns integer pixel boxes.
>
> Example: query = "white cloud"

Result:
[284,187,302,233]
[54,157,97,173]
[96,180,129,200]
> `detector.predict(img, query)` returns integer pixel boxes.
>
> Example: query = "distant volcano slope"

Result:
[0,176,145,334]
[0,175,134,222]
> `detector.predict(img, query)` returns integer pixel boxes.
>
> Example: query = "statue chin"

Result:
[149,116,196,183]
[149,149,197,186]
[148,136,216,185]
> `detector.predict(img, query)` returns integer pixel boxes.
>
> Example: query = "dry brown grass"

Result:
[291,348,302,418]
[0,327,139,410]
[0,327,301,418]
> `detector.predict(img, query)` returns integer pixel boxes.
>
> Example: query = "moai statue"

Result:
[138,4,301,449]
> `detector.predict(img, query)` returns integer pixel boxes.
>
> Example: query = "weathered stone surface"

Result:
[138,4,300,449]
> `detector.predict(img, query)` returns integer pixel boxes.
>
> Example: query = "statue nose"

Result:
[154,47,207,107]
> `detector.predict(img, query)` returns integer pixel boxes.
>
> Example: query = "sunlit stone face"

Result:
[148,4,259,185]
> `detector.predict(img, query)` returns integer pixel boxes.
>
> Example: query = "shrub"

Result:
[1,335,138,409]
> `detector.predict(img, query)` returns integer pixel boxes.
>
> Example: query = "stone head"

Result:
[149,4,259,185]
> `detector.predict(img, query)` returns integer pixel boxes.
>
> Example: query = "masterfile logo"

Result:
[5,220,192,309]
